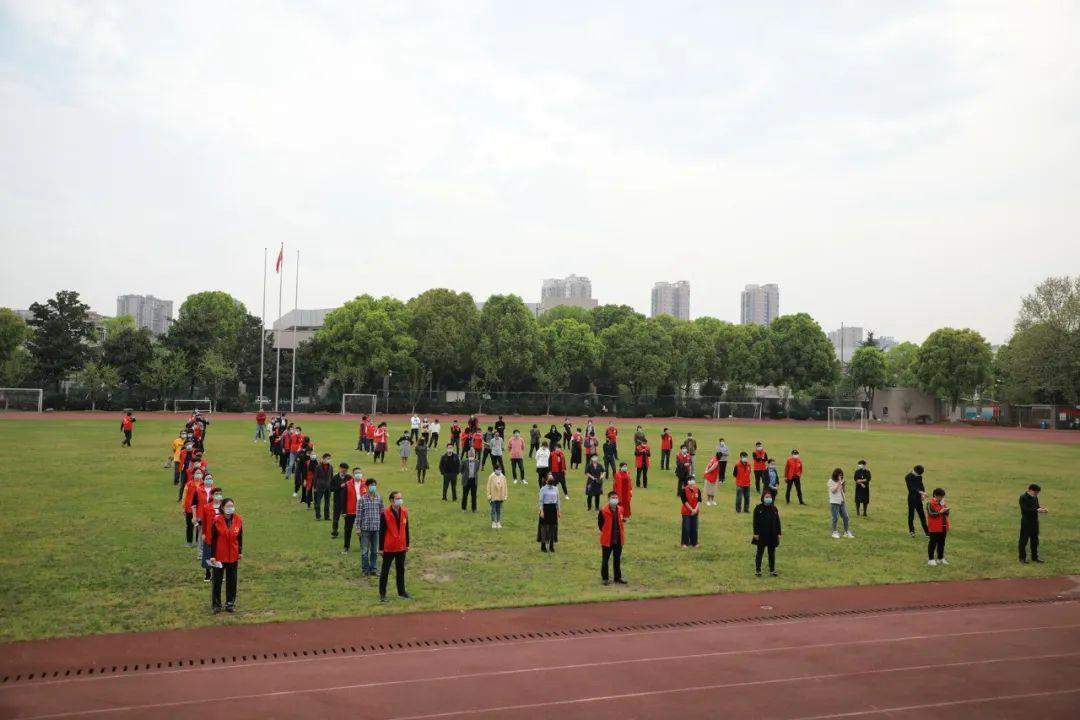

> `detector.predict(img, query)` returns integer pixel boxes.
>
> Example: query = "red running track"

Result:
[1,577,1078,719]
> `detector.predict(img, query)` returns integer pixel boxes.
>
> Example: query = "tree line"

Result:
[0,276,1075,414]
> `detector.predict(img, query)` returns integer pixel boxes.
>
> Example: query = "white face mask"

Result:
[353,473,363,480]
[224,506,235,516]
[608,498,619,506]
[394,498,404,507]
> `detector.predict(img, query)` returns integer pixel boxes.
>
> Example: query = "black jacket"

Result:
[1019,492,1040,523]
[904,472,925,497]
[314,462,335,491]
[439,452,461,476]
[753,503,782,546]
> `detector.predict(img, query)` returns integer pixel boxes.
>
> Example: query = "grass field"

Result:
[0,416,1077,642]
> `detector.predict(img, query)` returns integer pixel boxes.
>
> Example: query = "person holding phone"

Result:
[208,497,243,613]
[926,488,951,566]
[828,468,854,539]
[1019,483,1048,563]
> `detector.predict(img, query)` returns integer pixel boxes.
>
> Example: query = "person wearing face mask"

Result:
[313,453,335,521]
[853,459,871,516]
[198,487,224,582]
[356,478,383,576]
[341,467,365,552]
[192,471,217,553]
[460,448,480,512]
[414,437,429,484]
[486,467,508,529]
[584,455,605,511]
[733,452,752,514]
[634,438,651,489]
[331,462,351,539]
[549,443,569,500]
[752,490,782,576]
[926,488,951,566]
[598,491,627,585]
[170,431,186,484]
[120,410,136,446]
[537,477,562,553]
[507,430,526,483]
[179,468,204,547]
[613,462,633,519]
[752,442,768,493]
[784,449,805,505]
[680,477,701,548]
[378,491,411,602]
[438,444,461,501]
[209,498,243,613]
[828,468,854,539]
[534,440,551,487]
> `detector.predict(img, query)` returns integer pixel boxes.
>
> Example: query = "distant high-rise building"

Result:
[876,335,899,352]
[740,284,779,326]
[651,281,690,320]
[116,294,173,335]
[539,274,598,312]
[828,325,864,364]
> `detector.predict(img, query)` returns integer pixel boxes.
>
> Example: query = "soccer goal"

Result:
[173,398,213,414]
[341,393,378,415]
[0,387,43,412]
[827,406,867,430]
[713,401,762,420]
[1014,404,1055,430]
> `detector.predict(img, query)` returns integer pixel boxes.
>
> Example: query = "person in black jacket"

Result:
[1019,483,1048,563]
[752,491,782,576]
[439,444,461,501]
[330,462,350,538]
[905,465,929,537]
[460,449,480,512]
[313,453,335,521]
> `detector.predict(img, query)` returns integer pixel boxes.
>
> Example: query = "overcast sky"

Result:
[1,1,1078,344]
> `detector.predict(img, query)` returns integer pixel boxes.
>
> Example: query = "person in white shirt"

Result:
[409,414,421,443]
[828,468,854,539]
[534,440,551,487]
[429,419,441,448]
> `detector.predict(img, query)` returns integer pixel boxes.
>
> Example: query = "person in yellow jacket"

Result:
[486,467,509,529]
[169,431,187,485]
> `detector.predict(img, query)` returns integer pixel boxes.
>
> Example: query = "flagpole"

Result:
[259,247,267,410]
[274,243,283,413]
[290,249,299,413]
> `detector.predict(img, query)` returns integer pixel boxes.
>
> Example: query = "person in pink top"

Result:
[507,429,527,484]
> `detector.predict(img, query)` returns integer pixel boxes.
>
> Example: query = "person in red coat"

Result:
[613,462,633,519]
[703,455,721,506]
[926,488,951,566]
[341,467,366,553]
[197,486,223,582]
[120,410,136,446]
[784,449,805,505]
[752,442,768,493]
[659,428,673,469]
[733,452,753,514]
[598,491,628,585]
[549,444,569,499]
[179,468,204,547]
[379,491,411,602]
[208,498,243,613]
[680,478,701,548]
[634,441,651,489]
[605,422,618,444]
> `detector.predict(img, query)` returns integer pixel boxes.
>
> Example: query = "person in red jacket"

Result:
[549,444,569,499]
[784,449,805,505]
[703,455,721,506]
[254,409,267,443]
[120,410,136,447]
[612,462,633,519]
[179,468,204,546]
[192,471,216,550]
[926,488,951,566]
[733,451,752,514]
[341,467,366,552]
[357,415,369,451]
[752,442,768,493]
[379,491,411,602]
[634,441,651,488]
[605,422,618,444]
[364,420,376,453]
[197,486,223,582]
[209,498,243,613]
[680,477,701,548]
[373,422,389,463]
[598,491,628,585]
[659,428,673,469]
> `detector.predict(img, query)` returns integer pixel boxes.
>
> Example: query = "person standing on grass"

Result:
[341,468,365,553]
[734,451,752,514]
[314,453,335,522]
[180,468,203,547]
[763,458,780,499]
[905,465,929,537]
[450,420,462,450]
[460,448,480,513]
[535,439,551,486]
[585,455,605,510]
[633,425,647,446]
[300,451,317,509]
[170,432,186,485]
[331,462,351,538]
[550,443,569,499]
[378,490,411,602]
[429,418,441,449]
[487,467,508,529]
[192,471,216,551]
[545,424,562,449]
[659,428,673,470]
[284,424,299,475]
[439,444,460,501]
[470,427,484,461]
[854,459,871,516]
[583,431,599,466]
[563,418,573,450]
[414,437,429,484]
[537,477,562,553]
[356,478,383,576]
[752,442,768,493]
[357,415,368,451]
[409,414,420,443]
[397,432,413,471]
[703,454,721,506]
[529,424,541,457]
[507,430,526,483]
[674,445,692,496]
[489,431,504,473]
[481,426,494,470]
[784,449,805,505]
[926,488,950,566]
[752,490,781,577]
[684,432,698,470]
[494,415,506,438]
[680,477,701,548]
[828,468,854,539]
[598,491,627,585]
[1019,483,1048,564]
[208,497,242,614]
[373,422,389,463]
[364,420,376,454]
[570,427,583,470]
[602,435,619,477]
[613,462,633,519]
[120,410,136,446]
[605,421,619,445]
[715,438,730,480]
[254,409,267,443]
[634,438,652,489]
[420,417,430,446]
[198,487,223,582]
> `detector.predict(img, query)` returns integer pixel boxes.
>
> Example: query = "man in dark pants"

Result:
[313,453,335,521]
[529,425,541,457]
[378,491,411,602]
[439,444,461,501]
[1019,483,1048,563]
[598,491,627,585]
[330,462,350,538]
[341,467,365,552]
[120,410,136,446]
[460,449,479,512]
[905,465,929,537]
[494,416,506,438]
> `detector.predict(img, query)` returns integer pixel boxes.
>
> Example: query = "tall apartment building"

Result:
[828,325,864,364]
[116,294,173,335]
[651,281,690,320]
[539,274,598,312]
[739,283,779,326]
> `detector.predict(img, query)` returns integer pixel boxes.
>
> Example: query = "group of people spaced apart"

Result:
[164,410,244,614]
[147,410,1053,613]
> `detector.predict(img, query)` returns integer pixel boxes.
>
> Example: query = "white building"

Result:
[740,283,779,325]
[828,325,864,364]
[651,281,690,320]
[273,308,332,349]
[116,294,173,335]
[539,275,598,312]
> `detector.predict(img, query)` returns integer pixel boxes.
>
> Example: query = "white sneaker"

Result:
[844,531,855,538]
[292,492,298,497]
[831,532,841,539]
[565,495,570,500]
[940,558,949,565]
[928,559,938,566]
[491,522,496,529]
[496,522,502,529]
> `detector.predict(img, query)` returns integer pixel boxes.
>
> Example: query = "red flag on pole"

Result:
[275,245,284,273]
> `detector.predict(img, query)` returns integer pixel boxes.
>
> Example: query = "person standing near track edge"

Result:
[378,490,411,602]
[926,488,950,566]
[598,491,627,585]
[752,490,781,577]
[209,498,242,613]
[905,465,929,537]
[1019,483,1048,563]
[356,478,382,576]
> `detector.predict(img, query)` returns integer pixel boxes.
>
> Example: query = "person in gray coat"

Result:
[460,449,480,512]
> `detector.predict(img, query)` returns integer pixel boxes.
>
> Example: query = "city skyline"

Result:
[651,281,690,321]
[740,284,780,326]
[115,294,173,336]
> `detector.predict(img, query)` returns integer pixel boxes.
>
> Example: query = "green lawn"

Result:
[0,416,1077,642]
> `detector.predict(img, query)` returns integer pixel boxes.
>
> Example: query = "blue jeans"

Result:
[286,451,297,475]
[830,502,850,532]
[200,542,212,570]
[254,424,265,440]
[735,486,751,512]
[359,530,378,574]
[490,500,503,523]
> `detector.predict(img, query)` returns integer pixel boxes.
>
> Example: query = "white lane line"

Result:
[788,687,1080,719]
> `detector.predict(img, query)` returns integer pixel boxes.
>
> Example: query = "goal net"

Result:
[341,393,378,415]
[827,406,867,430]
[172,399,213,414]
[713,401,762,420]
[0,387,43,412]
[1014,404,1055,429]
